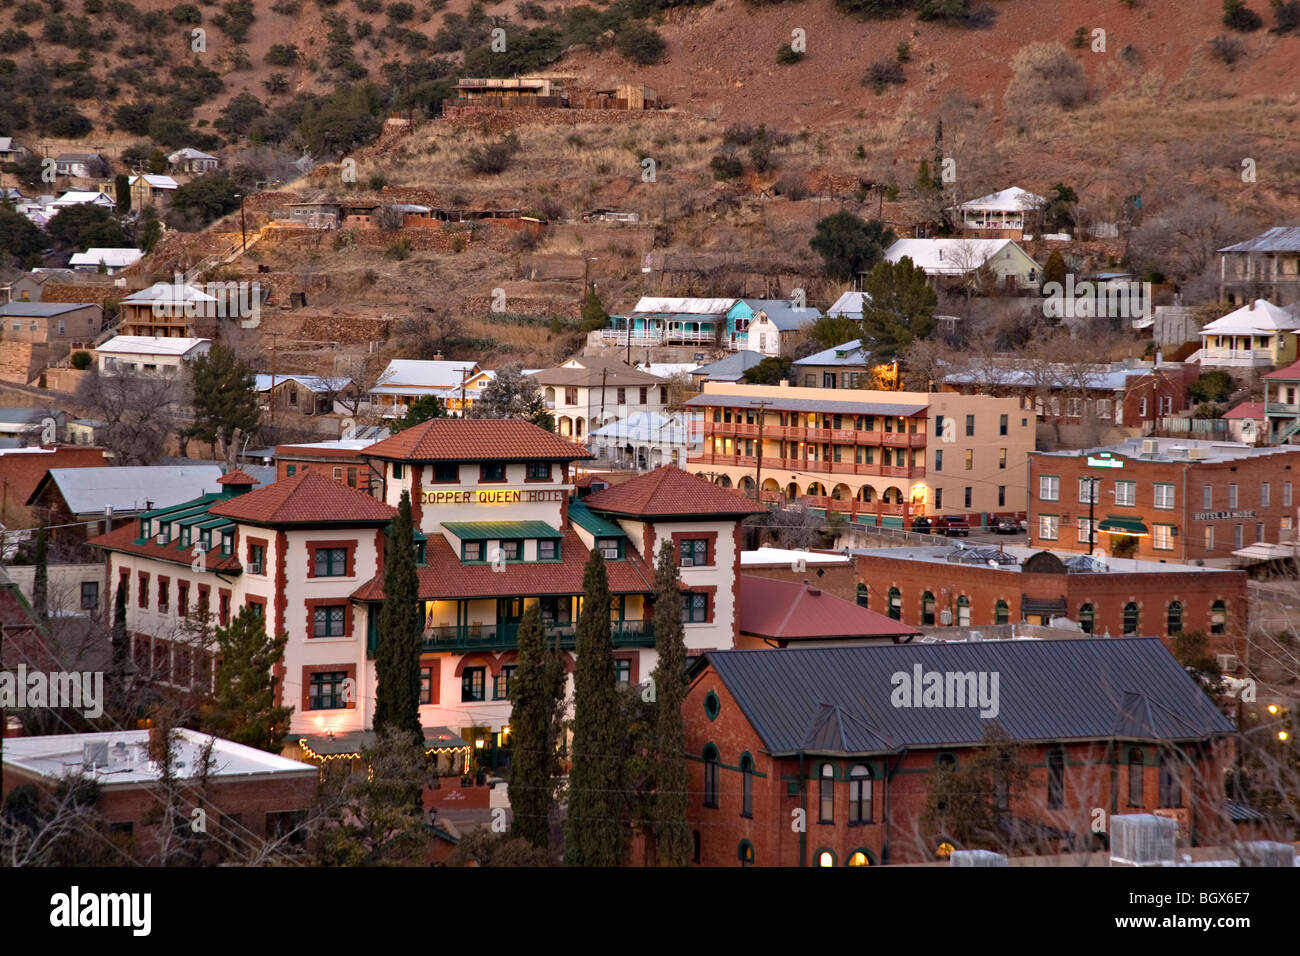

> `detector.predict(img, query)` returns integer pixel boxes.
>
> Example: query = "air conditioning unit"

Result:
[601,548,620,560]
[1188,447,1209,460]
[155,532,167,545]
[248,560,263,574]
[1141,439,1159,455]
[1217,653,1241,673]
[82,741,109,771]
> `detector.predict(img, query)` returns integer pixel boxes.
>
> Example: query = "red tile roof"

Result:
[582,465,767,518]
[1222,401,1265,420]
[89,521,243,572]
[737,576,921,641]
[217,469,258,486]
[1264,359,1300,380]
[362,419,594,462]
[208,470,397,525]
[351,527,653,601]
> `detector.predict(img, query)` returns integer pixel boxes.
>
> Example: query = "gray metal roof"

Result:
[692,351,765,381]
[1218,226,1300,254]
[695,639,1234,756]
[793,339,872,368]
[36,466,225,514]
[0,302,94,317]
[743,298,819,331]
[684,393,928,417]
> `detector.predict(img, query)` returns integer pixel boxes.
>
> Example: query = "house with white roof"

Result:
[119,280,220,337]
[255,373,355,420]
[948,186,1047,238]
[600,296,738,349]
[1193,299,1300,368]
[53,152,107,178]
[884,237,1041,291]
[735,298,819,356]
[791,339,879,389]
[51,190,116,210]
[94,335,210,375]
[127,174,179,205]
[587,410,699,470]
[368,358,485,416]
[168,147,220,174]
[68,248,143,274]
[825,289,872,321]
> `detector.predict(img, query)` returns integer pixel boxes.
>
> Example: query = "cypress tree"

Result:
[199,606,293,752]
[565,549,628,865]
[509,603,565,851]
[373,491,423,741]
[110,580,129,719]
[32,526,48,623]
[649,540,690,866]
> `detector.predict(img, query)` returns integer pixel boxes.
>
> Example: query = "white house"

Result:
[127,174,179,205]
[825,289,872,321]
[68,248,143,275]
[587,411,700,470]
[1193,299,1300,369]
[884,237,1042,290]
[368,358,485,416]
[94,335,211,375]
[53,153,107,179]
[168,148,220,174]
[531,356,671,440]
[948,186,1047,238]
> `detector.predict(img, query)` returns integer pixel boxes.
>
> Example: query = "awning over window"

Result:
[1098,516,1149,536]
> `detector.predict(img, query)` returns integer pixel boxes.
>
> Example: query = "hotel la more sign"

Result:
[1086,453,1124,469]
[422,488,566,505]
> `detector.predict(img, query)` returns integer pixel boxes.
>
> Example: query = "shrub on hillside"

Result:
[917,0,968,21]
[1209,33,1246,63]
[1223,0,1263,30]
[1271,0,1300,32]
[1004,41,1086,112]
[265,43,300,65]
[776,43,804,64]
[617,21,665,64]
[462,133,520,175]
[709,149,743,181]
[862,58,905,92]
[834,0,908,18]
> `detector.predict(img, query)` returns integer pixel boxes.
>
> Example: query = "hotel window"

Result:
[957,595,970,626]
[1079,479,1099,504]
[964,449,973,470]
[419,667,434,705]
[287,464,297,476]
[393,463,404,480]
[703,745,719,808]
[818,763,835,823]
[493,665,517,700]
[1167,601,1182,636]
[1123,602,1139,635]
[596,537,622,560]
[313,605,346,638]
[1039,515,1059,540]
[1228,484,1238,508]
[964,487,972,508]
[934,414,945,437]
[999,413,1008,436]
[888,588,902,621]
[1204,484,1213,509]
[308,671,349,710]
[999,448,1007,470]
[1115,481,1136,507]
[921,591,936,626]
[1039,475,1059,501]
[998,486,1006,507]
[1158,751,1182,809]
[682,591,708,623]
[138,573,149,609]
[613,659,630,687]
[1234,524,1244,549]
[1153,483,1175,510]
[1079,603,1094,634]
[314,548,348,577]
[934,449,943,471]
[220,532,232,557]
[995,600,1009,625]
[564,387,578,405]
[857,584,868,607]
[1078,517,1094,545]
[1127,749,1144,806]
[526,462,551,481]
[935,488,944,509]
[1261,482,1271,508]
[965,414,975,437]
[180,526,191,548]
[1047,746,1066,810]
[1256,521,1265,543]
[501,540,521,561]
[157,578,169,614]
[248,600,264,620]
[81,581,98,611]
[333,466,343,480]
[480,462,506,482]
[679,538,709,567]
[461,667,486,702]
[740,754,754,818]
[249,543,265,573]
[538,539,558,561]
[1286,482,1293,507]
[849,765,872,824]
[1153,524,1174,551]
[1204,526,1214,551]
[177,581,188,617]
[1211,601,1227,634]
[1138,398,1147,417]
[463,541,484,562]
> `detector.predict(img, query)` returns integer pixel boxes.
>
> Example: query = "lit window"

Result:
[1039,515,1059,540]
[1039,475,1059,501]
[848,851,870,866]
[1153,524,1174,551]
[461,667,486,702]
[309,671,348,710]
[1153,483,1175,510]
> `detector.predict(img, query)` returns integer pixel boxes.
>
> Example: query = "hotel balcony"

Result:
[758,490,911,520]
[691,452,924,480]
[368,619,654,656]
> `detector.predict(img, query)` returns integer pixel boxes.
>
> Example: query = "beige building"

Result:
[685,382,1036,525]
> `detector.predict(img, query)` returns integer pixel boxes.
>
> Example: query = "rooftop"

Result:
[362,418,594,463]
[737,575,921,642]
[684,391,928,417]
[31,465,224,514]
[951,186,1047,212]
[95,335,210,356]
[691,350,765,382]
[0,301,97,317]
[628,296,737,315]
[740,545,851,567]
[1034,435,1300,465]
[208,470,397,525]
[825,289,872,320]
[741,298,819,331]
[68,248,144,269]
[884,238,1034,275]
[1218,226,1300,254]
[1200,299,1300,335]
[583,464,766,518]
[372,359,480,390]
[850,544,1229,575]
[254,373,351,393]
[793,338,873,367]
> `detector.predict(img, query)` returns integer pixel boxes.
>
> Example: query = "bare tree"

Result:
[75,369,185,466]
[1128,196,1256,298]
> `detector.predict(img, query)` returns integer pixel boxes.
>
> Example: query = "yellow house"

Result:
[1196,299,1300,369]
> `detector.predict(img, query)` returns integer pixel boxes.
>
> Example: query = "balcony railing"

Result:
[1267,402,1300,416]
[373,619,655,655]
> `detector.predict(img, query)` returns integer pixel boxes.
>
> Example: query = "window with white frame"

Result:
[1096,399,1112,420]
[1039,475,1059,501]
[1153,524,1174,550]
[1038,515,1059,540]
[1115,481,1136,507]
[1286,482,1293,507]
[1078,517,1094,545]
[1153,483,1175,510]
[1261,483,1271,508]
[1067,397,1081,417]
[1079,478,1099,504]
[1228,484,1238,509]
[1204,484,1213,509]
[1234,524,1244,549]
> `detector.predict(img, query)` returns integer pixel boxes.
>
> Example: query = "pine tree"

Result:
[565,549,628,865]
[32,526,48,623]
[649,540,690,866]
[185,345,260,462]
[508,603,566,851]
[199,606,293,753]
[373,491,423,741]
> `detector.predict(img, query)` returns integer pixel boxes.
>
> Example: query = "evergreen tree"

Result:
[110,580,129,718]
[185,344,260,461]
[565,549,628,865]
[579,288,608,333]
[115,173,132,214]
[649,540,690,866]
[859,257,938,358]
[32,526,48,623]
[916,158,933,192]
[1043,249,1068,289]
[373,491,423,741]
[508,603,566,851]
[199,606,293,753]
[388,395,445,433]
[809,211,897,283]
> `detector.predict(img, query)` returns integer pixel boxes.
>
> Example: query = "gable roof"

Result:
[208,470,396,525]
[1218,226,1300,254]
[629,297,737,315]
[1200,299,1300,336]
[169,148,218,161]
[793,339,872,367]
[1264,358,1300,380]
[128,174,178,190]
[696,639,1236,757]
[122,283,217,305]
[362,418,594,463]
[532,361,664,388]
[825,290,871,320]
[1222,401,1265,420]
[52,191,114,206]
[884,238,1037,275]
[32,465,224,513]
[692,350,765,382]
[951,186,1047,212]
[582,464,766,518]
[743,298,819,331]
[254,373,352,393]
[95,335,209,356]
[0,302,96,317]
[373,359,480,390]
[738,576,921,641]
[68,248,143,269]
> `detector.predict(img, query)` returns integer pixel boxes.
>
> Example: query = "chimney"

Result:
[779,379,789,388]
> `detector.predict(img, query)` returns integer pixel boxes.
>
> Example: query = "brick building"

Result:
[273,437,386,493]
[683,641,1236,866]
[1028,437,1300,566]
[849,544,1247,662]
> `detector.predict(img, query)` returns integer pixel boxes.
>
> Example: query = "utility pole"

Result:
[460,366,469,417]
[753,399,771,502]
[1084,474,1098,555]
[265,331,283,425]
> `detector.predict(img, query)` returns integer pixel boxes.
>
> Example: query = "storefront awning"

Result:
[1098,516,1148,536]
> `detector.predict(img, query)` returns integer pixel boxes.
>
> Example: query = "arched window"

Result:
[1167,601,1182,636]
[818,763,835,823]
[994,600,1010,625]
[1158,750,1182,809]
[1079,602,1094,634]
[888,587,902,621]
[1047,746,1066,809]
[1211,600,1227,635]
[1123,602,1139,635]
[847,850,872,866]
[1127,749,1144,807]
[740,754,754,819]
[922,591,936,626]
[703,745,719,808]
[816,849,836,867]
[856,583,868,608]
[738,840,754,867]
[849,765,873,824]
[957,595,971,626]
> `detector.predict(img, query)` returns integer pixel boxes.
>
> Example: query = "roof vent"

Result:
[807,586,821,596]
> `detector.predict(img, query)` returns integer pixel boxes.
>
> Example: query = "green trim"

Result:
[812,847,837,867]
[704,690,721,721]
[1099,515,1149,535]
[442,520,562,540]
[846,847,875,866]
[738,839,754,865]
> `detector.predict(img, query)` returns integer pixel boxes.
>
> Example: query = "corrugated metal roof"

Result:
[743,299,819,331]
[39,466,224,515]
[567,500,625,538]
[0,302,95,317]
[697,639,1234,756]
[684,393,928,417]
[441,520,562,540]
[793,339,872,367]
[1218,226,1300,254]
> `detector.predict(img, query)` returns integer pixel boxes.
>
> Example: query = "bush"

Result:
[1071,25,1088,47]
[616,21,665,65]
[834,0,908,18]
[462,133,520,175]
[384,237,411,260]
[709,150,743,181]
[862,58,905,91]
[1223,0,1262,30]
[776,42,804,64]
[170,3,202,22]
[70,351,92,370]
[1005,41,1086,110]
[1188,370,1236,403]
[917,0,968,21]
[772,171,809,199]
[896,41,910,62]
[1209,32,1245,63]
[265,43,299,65]
[1270,0,1300,32]
[386,1,414,20]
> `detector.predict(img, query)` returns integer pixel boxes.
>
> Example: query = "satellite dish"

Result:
[988,559,999,568]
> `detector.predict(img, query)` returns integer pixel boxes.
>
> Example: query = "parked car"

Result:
[933,516,971,536]
[911,516,932,534]
[993,517,1020,535]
